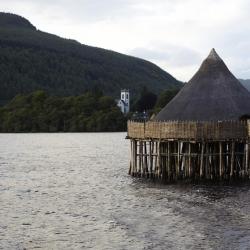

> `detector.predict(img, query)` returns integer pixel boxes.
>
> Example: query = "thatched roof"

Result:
[155,49,250,121]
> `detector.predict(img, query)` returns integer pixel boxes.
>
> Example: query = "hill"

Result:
[0,13,181,104]
[239,79,250,91]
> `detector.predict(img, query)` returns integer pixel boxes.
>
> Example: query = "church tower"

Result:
[117,89,130,114]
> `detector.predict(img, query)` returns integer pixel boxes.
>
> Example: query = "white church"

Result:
[117,89,130,114]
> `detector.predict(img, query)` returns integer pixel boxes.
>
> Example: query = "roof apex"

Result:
[207,48,222,61]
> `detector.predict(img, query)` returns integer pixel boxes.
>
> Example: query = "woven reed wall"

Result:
[248,120,250,137]
[127,120,249,140]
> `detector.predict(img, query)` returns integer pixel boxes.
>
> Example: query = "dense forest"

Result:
[0,13,181,105]
[0,91,127,132]
[0,88,180,133]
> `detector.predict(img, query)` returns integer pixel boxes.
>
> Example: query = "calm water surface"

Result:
[0,133,250,250]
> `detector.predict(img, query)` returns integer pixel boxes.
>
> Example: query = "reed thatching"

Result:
[155,49,250,121]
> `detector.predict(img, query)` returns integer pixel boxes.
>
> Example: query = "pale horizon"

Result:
[2,0,250,81]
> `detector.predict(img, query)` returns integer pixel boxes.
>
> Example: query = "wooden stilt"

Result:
[167,141,171,181]
[188,142,191,179]
[152,141,155,177]
[246,141,249,178]
[129,140,133,175]
[200,142,205,178]
[149,141,152,177]
[139,141,143,176]
[162,143,166,181]
[144,141,148,176]
[134,140,137,176]
[230,142,235,179]
[129,136,248,182]
[219,142,223,179]
[157,141,161,179]
[177,141,180,180]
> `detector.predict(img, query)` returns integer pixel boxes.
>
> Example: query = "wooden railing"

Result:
[127,120,250,140]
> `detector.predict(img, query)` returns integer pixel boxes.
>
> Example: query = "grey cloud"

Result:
[5,0,139,22]
[130,45,201,67]
[130,48,168,61]
[4,0,187,23]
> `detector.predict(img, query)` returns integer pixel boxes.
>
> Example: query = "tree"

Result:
[133,86,157,112]
[154,88,180,113]
[0,91,127,132]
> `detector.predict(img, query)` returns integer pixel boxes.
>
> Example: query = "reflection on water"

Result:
[0,133,250,249]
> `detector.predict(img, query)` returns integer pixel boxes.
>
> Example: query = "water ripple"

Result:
[0,133,250,249]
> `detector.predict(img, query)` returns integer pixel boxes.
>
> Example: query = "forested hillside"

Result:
[0,13,181,104]
[0,91,126,132]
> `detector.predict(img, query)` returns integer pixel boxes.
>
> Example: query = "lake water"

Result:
[0,133,250,250]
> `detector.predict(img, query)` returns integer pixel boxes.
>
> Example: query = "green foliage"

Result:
[0,91,126,132]
[0,13,182,104]
[154,88,180,113]
[132,87,157,112]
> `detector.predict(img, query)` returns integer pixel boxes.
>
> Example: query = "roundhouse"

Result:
[127,49,250,182]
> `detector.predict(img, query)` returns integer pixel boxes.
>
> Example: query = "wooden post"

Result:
[167,141,171,181]
[140,141,144,177]
[142,141,145,177]
[152,141,155,177]
[157,140,161,179]
[162,142,166,181]
[219,142,223,179]
[200,142,205,178]
[134,140,137,176]
[177,141,180,179]
[188,142,191,179]
[211,143,215,180]
[230,142,235,179]
[129,140,133,175]
[149,141,152,177]
[131,140,134,175]
[246,141,249,178]
[144,141,148,177]
[195,143,199,180]
[183,143,186,178]
[226,142,229,179]
[205,143,209,180]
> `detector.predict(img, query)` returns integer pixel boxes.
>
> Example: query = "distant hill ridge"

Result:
[0,12,181,104]
[0,12,36,30]
[239,79,250,91]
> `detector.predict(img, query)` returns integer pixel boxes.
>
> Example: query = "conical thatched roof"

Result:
[155,49,250,121]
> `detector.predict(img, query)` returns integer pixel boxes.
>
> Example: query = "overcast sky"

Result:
[2,0,250,81]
